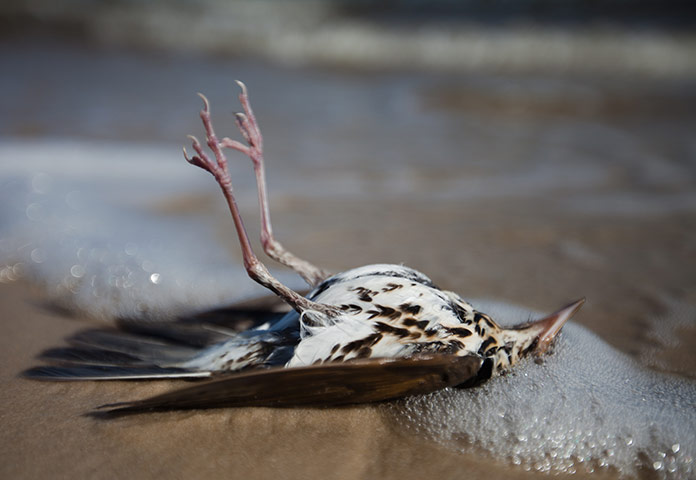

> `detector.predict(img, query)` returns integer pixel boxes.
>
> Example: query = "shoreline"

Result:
[0,280,598,480]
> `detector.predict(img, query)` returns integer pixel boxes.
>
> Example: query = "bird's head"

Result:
[461,298,585,386]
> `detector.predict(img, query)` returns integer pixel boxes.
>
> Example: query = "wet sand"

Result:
[1,282,594,480]
[1,39,695,479]
[1,192,693,479]
[260,195,696,377]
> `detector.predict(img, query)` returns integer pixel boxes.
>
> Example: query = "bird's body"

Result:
[25,83,584,412]
[184,264,543,385]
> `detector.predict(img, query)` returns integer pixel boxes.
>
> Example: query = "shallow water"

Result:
[0,167,304,319]
[1,39,695,478]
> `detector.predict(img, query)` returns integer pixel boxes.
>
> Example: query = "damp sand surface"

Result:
[1,193,693,479]
[1,39,696,479]
[0,276,615,480]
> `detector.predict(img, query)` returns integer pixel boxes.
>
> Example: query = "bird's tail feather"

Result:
[23,365,211,380]
[23,305,287,381]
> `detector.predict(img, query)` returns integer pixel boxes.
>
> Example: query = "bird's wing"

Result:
[98,354,482,413]
[23,303,290,380]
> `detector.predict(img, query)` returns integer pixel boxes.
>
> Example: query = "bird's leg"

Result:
[219,81,330,287]
[183,94,337,316]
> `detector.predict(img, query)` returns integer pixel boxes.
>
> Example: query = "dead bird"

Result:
[25,82,584,413]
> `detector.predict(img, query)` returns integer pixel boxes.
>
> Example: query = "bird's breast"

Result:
[288,268,488,366]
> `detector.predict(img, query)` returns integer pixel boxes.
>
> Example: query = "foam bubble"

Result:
[0,172,302,321]
[385,300,696,478]
[2,139,694,476]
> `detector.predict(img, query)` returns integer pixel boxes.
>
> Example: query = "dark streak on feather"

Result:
[349,269,436,289]
[445,327,472,337]
[340,333,383,354]
[366,305,401,321]
[402,318,418,327]
[399,303,422,315]
[478,337,496,355]
[382,283,402,292]
[374,322,411,338]
[356,347,372,358]
[339,304,363,313]
[452,303,473,323]
[309,276,340,299]
[424,328,439,337]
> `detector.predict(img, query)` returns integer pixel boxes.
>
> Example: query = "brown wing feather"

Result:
[98,354,482,413]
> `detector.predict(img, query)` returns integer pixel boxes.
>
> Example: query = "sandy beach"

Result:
[1,191,693,479]
[1,282,591,480]
[1,35,695,478]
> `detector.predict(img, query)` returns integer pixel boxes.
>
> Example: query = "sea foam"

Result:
[0,139,302,320]
[387,300,696,478]
[2,139,694,478]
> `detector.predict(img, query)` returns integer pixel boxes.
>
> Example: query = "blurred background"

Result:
[0,0,695,374]
[1,3,696,478]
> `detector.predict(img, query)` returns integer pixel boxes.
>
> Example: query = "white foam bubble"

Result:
[3,139,694,477]
[0,149,303,320]
[385,299,696,478]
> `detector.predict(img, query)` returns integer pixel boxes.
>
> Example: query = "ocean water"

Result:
[0,139,305,319]
[1,137,694,478]
[1,40,695,478]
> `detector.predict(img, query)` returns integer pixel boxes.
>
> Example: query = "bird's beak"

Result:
[529,298,585,354]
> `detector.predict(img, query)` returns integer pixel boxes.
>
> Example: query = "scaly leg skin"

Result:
[218,81,330,287]
[183,93,336,317]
